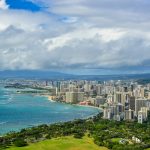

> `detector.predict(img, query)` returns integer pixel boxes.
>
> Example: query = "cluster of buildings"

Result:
[102,83,150,124]
[46,80,150,124]
[3,79,150,124]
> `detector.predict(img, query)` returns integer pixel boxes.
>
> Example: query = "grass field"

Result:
[7,136,108,150]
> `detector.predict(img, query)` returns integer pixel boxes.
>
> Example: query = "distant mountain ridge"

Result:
[0,70,72,79]
[0,70,150,80]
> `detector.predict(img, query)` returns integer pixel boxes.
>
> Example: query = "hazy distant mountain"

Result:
[0,70,73,79]
[0,70,150,81]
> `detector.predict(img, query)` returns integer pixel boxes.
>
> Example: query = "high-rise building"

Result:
[84,82,91,92]
[138,111,143,124]
[66,92,84,104]
[115,92,129,105]
[115,92,122,103]
[96,85,103,95]
[116,103,124,114]
[103,108,112,119]
[125,109,134,120]
[138,107,148,124]
[141,107,149,118]
[94,96,106,106]
[123,87,128,92]
[135,98,147,115]
[131,84,134,92]
[129,96,135,111]
[140,87,145,98]
[56,81,61,92]
[148,92,150,99]
[107,94,114,104]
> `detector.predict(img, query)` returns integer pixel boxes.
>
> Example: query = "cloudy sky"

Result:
[0,0,150,75]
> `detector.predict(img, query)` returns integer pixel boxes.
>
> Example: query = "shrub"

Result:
[73,132,84,139]
[13,139,28,147]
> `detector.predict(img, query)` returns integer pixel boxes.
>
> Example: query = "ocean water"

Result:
[0,87,100,135]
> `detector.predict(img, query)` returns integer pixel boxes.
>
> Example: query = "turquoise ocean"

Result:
[0,86,100,135]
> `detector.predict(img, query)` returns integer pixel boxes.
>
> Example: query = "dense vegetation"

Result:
[0,113,150,150]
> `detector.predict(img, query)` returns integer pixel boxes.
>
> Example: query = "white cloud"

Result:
[44,28,125,52]
[0,0,8,10]
[0,0,150,73]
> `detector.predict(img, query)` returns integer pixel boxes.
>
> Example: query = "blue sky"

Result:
[6,0,41,12]
[0,0,150,75]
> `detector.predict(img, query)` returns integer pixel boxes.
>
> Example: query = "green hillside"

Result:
[7,136,108,150]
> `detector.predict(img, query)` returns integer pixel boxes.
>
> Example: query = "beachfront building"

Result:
[65,92,84,104]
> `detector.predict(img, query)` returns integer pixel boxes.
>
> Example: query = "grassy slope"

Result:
[7,136,108,150]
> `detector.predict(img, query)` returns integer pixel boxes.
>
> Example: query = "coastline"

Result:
[0,93,102,136]
[45,94,102,110]
[45,95,102,116]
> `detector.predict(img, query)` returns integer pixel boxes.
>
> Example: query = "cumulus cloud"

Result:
[0,0,150,74]
[0,0,8,10]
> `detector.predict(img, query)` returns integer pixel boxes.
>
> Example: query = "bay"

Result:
[0,87,100,135]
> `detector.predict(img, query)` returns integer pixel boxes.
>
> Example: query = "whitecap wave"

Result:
[0,98,14,105]
[0,122,8,125]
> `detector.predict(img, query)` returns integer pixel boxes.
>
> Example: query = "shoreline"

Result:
[0,94,102,136]
[45,95,102,119]
[45,95,102,111]
[1,111,102,137]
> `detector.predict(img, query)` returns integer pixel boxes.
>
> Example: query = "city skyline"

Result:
[0,0,150,75]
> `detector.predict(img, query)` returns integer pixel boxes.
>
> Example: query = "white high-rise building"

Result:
[138,107,148,124]
[84,83,91,92]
